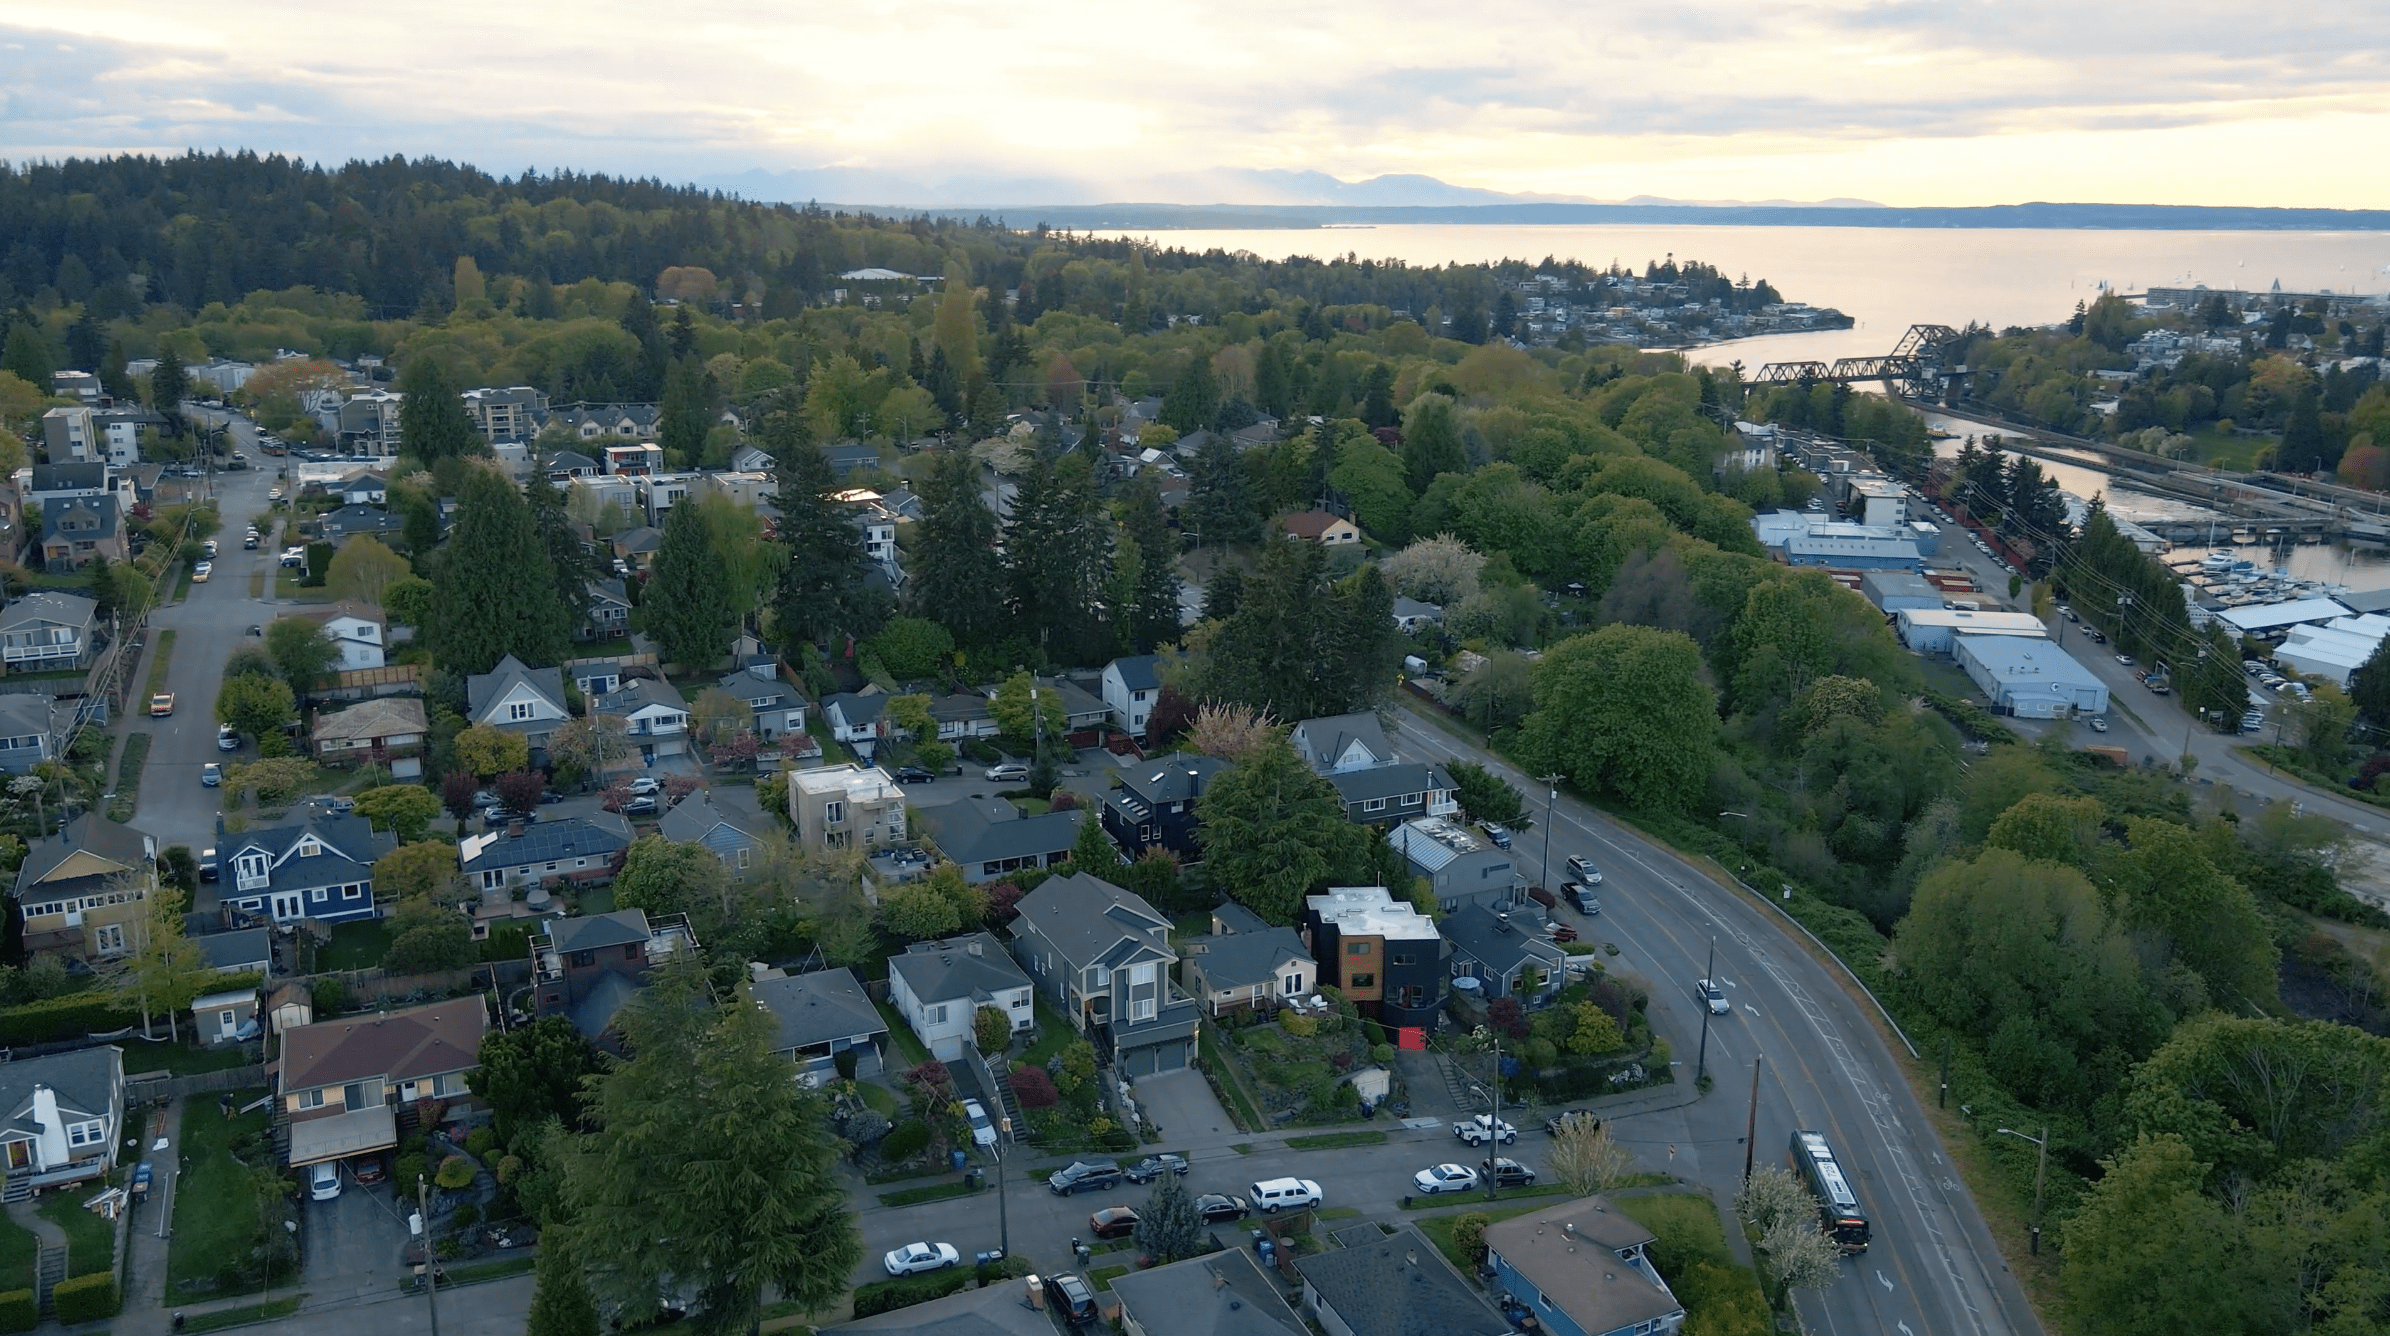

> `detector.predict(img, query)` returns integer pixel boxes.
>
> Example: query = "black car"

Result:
[1562,882,1601,916]
[1544,1109,1601,1138]
[620,795,660,816]
[1481,1157,1537,1188]
[540,789,566,804]
[1046,1273,1099,1324]
[1123,1154,1189,1184]
[1047,1161,1125,1196]
[894,766,937,785]
[1195,1193,1249,1223]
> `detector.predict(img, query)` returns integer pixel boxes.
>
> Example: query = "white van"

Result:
[1249,1178,1323,1212]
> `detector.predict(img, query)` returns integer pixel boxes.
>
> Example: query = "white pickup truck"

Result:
[1453,1113,1519,1146]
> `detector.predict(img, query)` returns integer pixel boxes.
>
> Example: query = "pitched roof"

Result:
[825,691,887,726]
[657,791,754,846]
[278,997,487,1092]
[289,599,386,628]
[887,932,1031,1006]
[322,504,402,534]
[752,968,887,1053]
[569,971,645,1039]
[0,591,95,635]
[1439,904,1564,976]
[1291,1223,1509,1336]
[0,1048,121,1139]
[548,908,654,954]
[465,653,566,720]
[196,927,273,972]
[595,676,688,716]
[1290,713,1393,772]
[208,813,393,909]
[40,493,118,542]
[1280,510,1352,539]
[311,697,426,745]
[0,693,51,741]
[1110,1248,1307,1336]
[1113,754,1229,808]
[1484,1199,1683,1336]
[13,812,151,895]
[1184,926,1312,992]
[1108,654,1161,693]
[1325,761,1453,807]
[1013,872,1172,971]
[459,813,635,873]
[918,801,1082,868]
[613,526,664,553]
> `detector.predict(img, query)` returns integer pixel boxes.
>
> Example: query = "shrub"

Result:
[434,1154,476,1190]
[1279,1011,1318,1038]
[834,1048,860,1081]
[1010,1066,1059,1109]
[1450,1213,1493,1267]
[50,1274,119,1323]
[394,1153,426,1189]
[1370,1043,1395,1065]
[851,1270,971,1318]
[451,1201,480,1229]
[881,1119,931,1161]
[0,992,141,1047]
[464,1127,496,1157]
[973,1005,1011,1054]
[0,1289,33,1333]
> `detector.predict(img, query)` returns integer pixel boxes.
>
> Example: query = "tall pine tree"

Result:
[765,401,870,653]
[525,477,598,634]
[1118,477,1182,654]
[398,355,479,463]
[643,498,735,670]
[1161,357,1221,434]
[432,465,570,673]
[905,450,1007,654]
[1004,452,1110,666]
[659,356,716,466]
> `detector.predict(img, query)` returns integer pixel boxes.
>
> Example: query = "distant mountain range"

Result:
[692,168,2390,230]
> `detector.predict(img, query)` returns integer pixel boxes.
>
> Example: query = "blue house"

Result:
[206,812,394,927]
[1483,1199,1686,1336]
[658,790,762,877]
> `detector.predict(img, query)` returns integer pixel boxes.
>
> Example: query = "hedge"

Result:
[51,1274,119,1323]
[0,1289,30,1333]
[850,1270,970,1318]
[0,993,141,1047]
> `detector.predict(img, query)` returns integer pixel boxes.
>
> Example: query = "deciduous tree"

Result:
[375,840,466,905]
[215,673,297,739]
[353,785,443,841]
[454,723,531,778]
[325,536,411,607]
[265,617,340,693]
[1133,1174,1206,1264]
[1519,625,1715,813]
[1547,1117,1634,1197]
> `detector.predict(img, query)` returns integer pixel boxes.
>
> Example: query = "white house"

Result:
[1102,655,1162,739]
[595,678,690,762]
[293,601,387,670]
[885,933,1036,1061]
[0,591,98,671]
[0,1047,125,1194]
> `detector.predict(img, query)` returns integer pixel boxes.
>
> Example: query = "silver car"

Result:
[1696,978,1730,1015]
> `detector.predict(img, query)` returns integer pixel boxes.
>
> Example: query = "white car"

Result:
[1413,1163,1480,1195]
[1696,978,1729,1015]
[2087,717,2108,733]
[309,1161,341,1201]
[882,1242,960,1276]
[626,777,661,796]
[963,1098,998,1148]
[191,561,212,582]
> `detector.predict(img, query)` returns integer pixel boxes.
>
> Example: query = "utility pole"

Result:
[1938,1038,1951,1109]
[1486,1032,1503,1201]
[997,1117,1012,1258]
[1742,1058,1763,1184]
[1537,773,1563,891]
[416,1174,442,1336]
[1695,938,1716,1083]
[1997,1127,2050,1255]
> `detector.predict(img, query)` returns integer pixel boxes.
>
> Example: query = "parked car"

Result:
[242,534,258,549]
[1543,921,1579,943]
[1195,1193,1249,1223]
[1047,1161,1125,1196]
[626,777,662,796]
[1563,882,1601,916]
[963,1099,998,1149]
[1696,978,1730,1015]
[985,762,1030,782]
[1088,1207,1140,1240]
[895,766,936,785]
[1248,1178,1323,1212]
[1565,855,1604,885]
[201,763,222,788]
[882,1242,960,1276]
[217,725,239,752]
[1454,1114,1518,1146]
[620,795,660,816]
[309,1161,341,1201]
[1478,822,1513,849]
[203,540,219,557]
[1046,1273,1099,1324]
[2087,717,2108,733]
[198,848,218,882]
[1123,1154,1189,1184]
[1544,1109,1601,1138]
[350,1155,387,1186]
[1413,1163,1480,1195]
[1481,1157,1537,1188]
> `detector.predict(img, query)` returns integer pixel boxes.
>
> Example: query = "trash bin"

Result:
[951,1149,969,1172]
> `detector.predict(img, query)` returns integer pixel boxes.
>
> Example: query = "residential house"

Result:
[331,390,404,457]
[753,967,887,1085]
[1101,654,1164,738]
[822,1277,1057,1336]
[1178,902,1316,1017]
[634,472,694,526]
[196,927,274,976]
[581,579,633,641]
[696,470,774,512]
[1290,713,1457,827]
[715,662,807,742]
[26,464,107,507]
[610,525,664,572]
[566,474,638,527]
[0,694,55,774]
[822,691,889,757]
[335,471,391,506]
[1484,1200,1688,1336]
[602,442,665,476]
[1303,887,1446,1030]
[917,799,1082,884]
[50,371,99,402]
[658,791,762,876]
[0,1048,126,1194]
[290,600,388,670]
[1010,872,1198,1077]
[465,654,571,752]
[1392,597,1444,633]
[544,450,601,481]
[461,386,549,442]
[1099,754,1228,859]
[821,443,885,479]
[787,764,906,856]
[730,444,775,473]
[207,811,393,926]
[551,403,661,442]
[835,490,903,580]
[12,814,153,962]
[192,987,262,1047]
[886,932,1036,1061]
[1112,1248,1308,1336]
[1441,905,1567,1003]
[1291,1223,1509,1336]
[530,908,698,1039]
[276,997,487,1168]
[1388,818,1522,914]
[310,697,427,768]
[1282,510,1363,545]
[319,504,405,545]
[926,691,998,744]
[0,592,97,670]
[39,493,125,571]
[878,487,924,522]
[460,812,634,891]
[595,677,690,763]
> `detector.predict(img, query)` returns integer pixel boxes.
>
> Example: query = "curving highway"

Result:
[1389,708,2044,1336]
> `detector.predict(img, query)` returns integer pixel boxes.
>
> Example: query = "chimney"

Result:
[1405,1250,1418,1267]
[967,940,982,956]
[508,820,525,837]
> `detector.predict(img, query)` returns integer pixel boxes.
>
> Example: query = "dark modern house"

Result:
[1302,887,1446,1031]
[529,908,699,1039]
[1100,754,1229,860]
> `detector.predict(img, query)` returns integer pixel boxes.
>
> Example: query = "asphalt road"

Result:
[132,408,281,856]
[1386,709,2043,1336]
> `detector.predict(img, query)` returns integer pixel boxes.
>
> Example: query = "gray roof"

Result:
[570,971,643,1039]
[548,908,653,954]
[826,1278,1058,1336]
[0,1047,121,1141]
[209,813,393,909]
[887,932,1031,1007]
[657,791,754,847]
[587,578,632,609]
[596,676,688,715]
[1323,761,1451,808]
[0,591,95,637]
[28,463,106,493]
[927,692,993,724]
[0,693,53,741]
[14,812,151,897]
[1291,713,1393,772]
[1391,596,1443,623]
[322,504,403,535]
[459,813,634,874]
[1440,905,1566,977]
[1292,1224,1509,1336]
[1109,654,1161,692]
[753,968,886,1053]
[466,653,567,721]
[196,927,272,972]
[1212,902,1271,935]
[717,670,804,711]
[1484,1200,1681,1336]
[1184,926,1312,992]
[614,526,664,553]
[919,801,1082,868]
[1114,754,1228,808]
[1111,1249,1306,1336]
[826,692,886,726]
[40,493,118,543]
[1012,872,1172,972]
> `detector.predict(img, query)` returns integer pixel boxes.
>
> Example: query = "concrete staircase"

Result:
[33,1242,64,1317]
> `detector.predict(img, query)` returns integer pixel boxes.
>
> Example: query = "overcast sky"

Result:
[3,1,2385,207]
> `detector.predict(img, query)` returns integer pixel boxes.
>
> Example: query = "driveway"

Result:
[301,1174,414,1304]
[1128,1068,1238,1148]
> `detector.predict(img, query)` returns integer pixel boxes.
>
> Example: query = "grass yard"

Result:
[875,1000,932,1067]
[856,1081,900,1118]
[1089,1264,1130,1291]
[39,1187,117,1278]
[1016,997,1080,1069]
[1416,1199,1553,1273]
[1285,1130,1386,1151]
[181,1296,304,1332]
[443,1256,539,1286]
[144,629,178,699]
[167,1090,284,1299]
[0,1212,34,1293]
[1615,1192,1774,1334]
[318,919,394,972]
[1198,1024,1266,1133]
[122,1040,258,1077]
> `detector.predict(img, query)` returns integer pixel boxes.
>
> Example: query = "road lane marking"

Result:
[1879,1270,1895,1292]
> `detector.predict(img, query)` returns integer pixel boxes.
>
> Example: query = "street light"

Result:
[1695,937,1717,1084]
[1994,1127,2050,1255]
[1536,773,1563,892]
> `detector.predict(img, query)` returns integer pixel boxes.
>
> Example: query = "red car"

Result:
[1088,1207,1140,1240]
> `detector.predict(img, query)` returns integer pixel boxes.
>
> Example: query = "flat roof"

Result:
[2219,597,2355,633]
[1954,634,2103,685]
[1894,608,2048,633]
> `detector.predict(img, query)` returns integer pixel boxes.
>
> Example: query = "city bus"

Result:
[1790,1129,1871,1253]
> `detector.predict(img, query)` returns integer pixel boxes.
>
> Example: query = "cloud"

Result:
[2,3,2388,207]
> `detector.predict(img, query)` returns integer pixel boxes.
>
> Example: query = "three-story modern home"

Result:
[1302,886,1447,1031]
[1010,872,1199,1077]
[1099,755,1229,860]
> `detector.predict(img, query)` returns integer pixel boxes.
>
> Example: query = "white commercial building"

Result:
[1894,608,2050,656]
[1954,634,2109,718]
[2218,597,2356,636]
[2274,615,2390,687]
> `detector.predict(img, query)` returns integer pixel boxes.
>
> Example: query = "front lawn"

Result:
[39,1186,117,1277]
[121,1040,259,1077]
[1014,997,1079,1070]
[168,1090,295,1299]
[875,1000,932,1067]
[1225,1012,1384,1125]
[0,1212,34,1292]
[319,919,394,972]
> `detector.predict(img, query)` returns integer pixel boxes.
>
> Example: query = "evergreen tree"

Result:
[2353,639,2390,730]
[432,466,569,673]
[924,346,961,420]
[99,338,132,401]
[659,356,715,466]
[1205,535,1338,721]
[149,346,187,418]
[398,355,478,463]
[1,321,52,389]
[1195,733,1363,924]
[1161,358,1221,434]
[1202,566,1244,622]
[1401,394,1467,494]
[619,293,669,400]
[668,304,698,359]
[2278,390,2330,473]
[1254,341,1294,419]
[765,403,869,653]
[1359,364,1396,429]
[966,375,1007,441]
[525,1235,600,1336]
[525,477,598,635]
[644,498,736,671]
[1004,452,1110,666]
[1183,436,1261,545]
[65,312,104,373]
[906,450,1007,653]
[1332,565,1401,711]
[1118,478,1183,653]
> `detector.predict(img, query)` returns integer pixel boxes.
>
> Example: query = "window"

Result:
[342,1081,373,1108]
[1130,962,1155,986]
[928,1004,948,1025]
[1012,995,1030,1010]
[93,923,124,954]
[508,701,534,722]
[311,888,327,903]
[1348,973,1376,988]
[1281,975,1303,995]
[66,1120,104,1148]
[344,884,362,899]
[823,801,845,824]
[1390,951,1416,966]
[624,944,641,961]
[735,846,751,870]
[219,1010,237,1028]
[1402,792,1423,806]
[1346,942,1372,956]
[296,1088,327,1109]
[1362,798,1386,813]
[570,950,594,968]
[1090,966,1110,989]
[1131,998,1156,1022]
